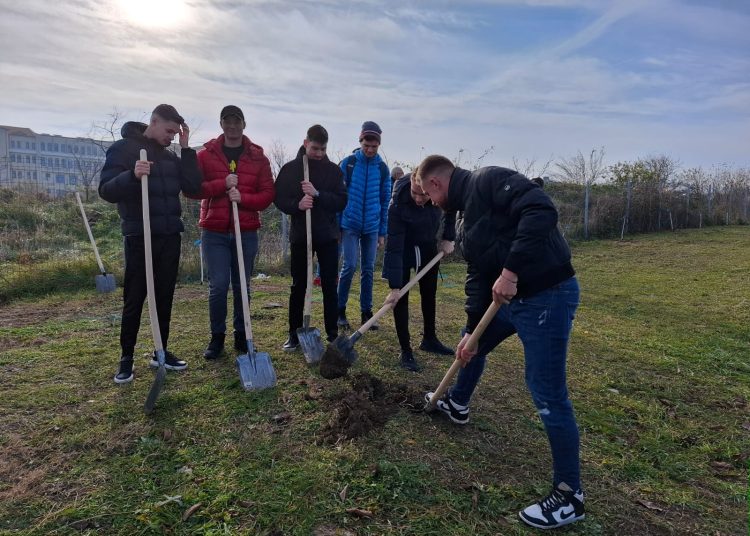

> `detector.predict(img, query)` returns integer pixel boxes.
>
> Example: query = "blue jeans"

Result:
[202,229,258,335]
[337,229,378,313]
[450,277,581,490]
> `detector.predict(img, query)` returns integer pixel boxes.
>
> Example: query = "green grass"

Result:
[1,227,748,535]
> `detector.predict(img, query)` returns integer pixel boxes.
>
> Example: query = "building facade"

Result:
[0,125,111,198]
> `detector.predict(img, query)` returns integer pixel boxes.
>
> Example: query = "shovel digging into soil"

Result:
[75,191,116,293]
[423,300,501,413]
[296,155,325,364]
[319,251,445,379]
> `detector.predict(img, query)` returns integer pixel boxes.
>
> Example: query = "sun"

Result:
[116,0,191,29]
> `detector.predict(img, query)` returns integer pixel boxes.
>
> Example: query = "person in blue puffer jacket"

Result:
[336,121,390,330]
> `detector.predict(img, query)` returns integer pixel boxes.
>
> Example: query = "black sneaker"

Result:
[337,308,350,330]
[424,391,470,424]
[326,333,338,343]
[283,334,299,352]
[150,351,188,371]
[519,482,585,529]
[234,331,247,352]
[362,310,378,331]
[419,337,453,356]
[114,356,134,384]
[203,333,225,360]
[399,349,421,372]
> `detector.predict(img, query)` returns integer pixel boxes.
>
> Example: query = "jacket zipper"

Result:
[361,156,369,233]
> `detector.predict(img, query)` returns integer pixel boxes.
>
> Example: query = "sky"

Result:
[1,0,748,174]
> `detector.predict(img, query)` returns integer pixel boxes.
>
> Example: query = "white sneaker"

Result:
[519,482,585,529]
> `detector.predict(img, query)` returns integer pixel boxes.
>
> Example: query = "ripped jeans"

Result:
[449,276,581,490]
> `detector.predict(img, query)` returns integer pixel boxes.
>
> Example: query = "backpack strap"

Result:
[344,154,357,188]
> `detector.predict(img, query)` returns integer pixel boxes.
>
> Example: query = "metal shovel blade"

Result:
[95,273,116,293]
[297,325,324,364]
[144,349,167,415]
[236,344,277,391]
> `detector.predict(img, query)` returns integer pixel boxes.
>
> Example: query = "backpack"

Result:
[343,154,389,189]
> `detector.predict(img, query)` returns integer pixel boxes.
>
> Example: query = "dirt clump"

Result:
[319,372,423,444]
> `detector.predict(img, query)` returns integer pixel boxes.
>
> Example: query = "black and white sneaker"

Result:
[150,351,188,371]
[519,482,585,529]
[283,334,299,352]
[424,391,470,424]
[114,356,134,384]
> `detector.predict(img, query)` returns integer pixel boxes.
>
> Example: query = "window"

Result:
[40,157,46,166]
[26,141,30,149]
[32,156,36,164]
[54,143,59,152]
[31,142,36,150]
[41,142,45,151]
[55,158,60,167]
[69,175,77,185]
[46,173,51,179]
[10,154,15,162]
[27,171,32,179]
[56,174,65,184]
[26,155,31,163]
[10,140,15,148]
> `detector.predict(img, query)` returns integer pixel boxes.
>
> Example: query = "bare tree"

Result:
[268,139,291,263]
[555,147,606,239]
[644,155,680,231]
[512,155,554,179]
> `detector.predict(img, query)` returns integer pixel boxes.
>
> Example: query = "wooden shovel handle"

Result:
[303,155,313,320]
[426,300,501,408]
[233,200,253,342]
[140,149,163,352]
[356,251,445,335]
[75,191,106,274]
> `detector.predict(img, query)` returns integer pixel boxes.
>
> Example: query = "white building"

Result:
[0,125,110,198]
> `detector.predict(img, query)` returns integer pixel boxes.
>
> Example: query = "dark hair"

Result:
[360,134,380,143]
[416,154,454,185]
[306,124,328,144]
[152,104,184,124]
[531,177,545,188]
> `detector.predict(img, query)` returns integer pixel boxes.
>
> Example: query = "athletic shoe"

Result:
[283,334,300,352]
[362,310,378,331]
[150,351,188,371]
[114,356,134,384]
[519,482,585,529]
[424,391,469,424]
[203,333,225,360]
[399,349,421,372]
[337,308,350,330]
[419,337,453,355]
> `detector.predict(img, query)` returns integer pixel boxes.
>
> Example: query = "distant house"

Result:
[0,125,111,198]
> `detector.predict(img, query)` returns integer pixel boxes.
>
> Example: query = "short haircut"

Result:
[306,124,328,145]
[361,134,380,143]
[415,154,454,186]
[152,104,184,124]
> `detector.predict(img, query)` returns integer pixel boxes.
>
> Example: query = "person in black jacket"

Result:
[99,104,202,385]
[417,155,584,530]
[274,125,347,349]
[382,172,456,371]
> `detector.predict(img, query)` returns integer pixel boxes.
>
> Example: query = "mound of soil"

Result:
[319,373,424,444]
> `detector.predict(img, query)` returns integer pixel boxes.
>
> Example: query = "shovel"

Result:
[296,154,324,364]
[139,149,168,415]
[75,191,116,293]
[232,199,277,391]
[319,251,445,379]
[423,300,501,413]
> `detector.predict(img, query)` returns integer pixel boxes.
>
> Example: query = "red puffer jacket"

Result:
[195,135,275,232]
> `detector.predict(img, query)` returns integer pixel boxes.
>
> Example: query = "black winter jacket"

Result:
[447,166,575,331]
[383,175,456,289]
[273,146,348,245]
[98,122,202,236]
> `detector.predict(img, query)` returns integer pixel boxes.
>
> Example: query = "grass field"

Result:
[0,227,748,535]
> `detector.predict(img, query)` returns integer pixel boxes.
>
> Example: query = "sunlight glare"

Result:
[116,0,191,29]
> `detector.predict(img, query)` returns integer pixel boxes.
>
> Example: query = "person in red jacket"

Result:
[195,105,275,359]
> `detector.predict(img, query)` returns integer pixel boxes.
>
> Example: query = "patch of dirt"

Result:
[0,297,112,328]
[319,373,423,444]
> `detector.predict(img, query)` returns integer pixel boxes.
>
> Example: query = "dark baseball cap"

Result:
[152,104,184,124]
[220,105,244,121]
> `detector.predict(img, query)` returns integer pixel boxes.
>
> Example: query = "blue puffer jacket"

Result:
[339,149,390,236]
